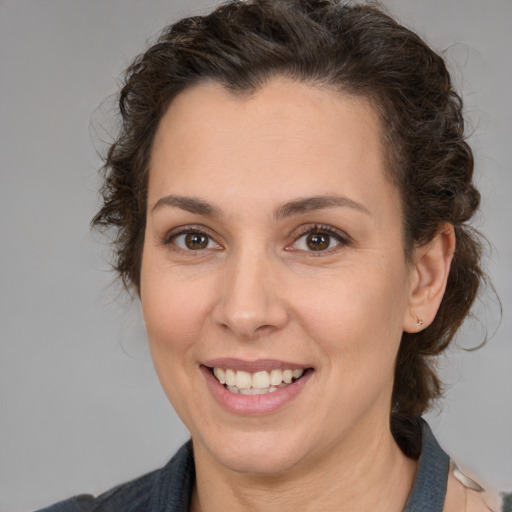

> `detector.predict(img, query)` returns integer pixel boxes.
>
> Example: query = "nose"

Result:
[212,249,289,341]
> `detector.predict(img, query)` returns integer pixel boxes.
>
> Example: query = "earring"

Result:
[416,316,423,327]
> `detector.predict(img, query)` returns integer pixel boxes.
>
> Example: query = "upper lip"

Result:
[202,358,312,372]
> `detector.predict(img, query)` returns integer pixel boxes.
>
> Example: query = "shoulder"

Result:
[35,468,160,512]
[443,462,498,512]
[399,418,500,512]
[34,495,95,512]
[35,442,195,512]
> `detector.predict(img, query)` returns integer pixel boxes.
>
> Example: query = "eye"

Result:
[168,230,222,251]
[295,232,338,251]
[290,225,349,253]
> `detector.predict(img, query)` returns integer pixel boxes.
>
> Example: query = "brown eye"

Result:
[291,226,349,253]
[184,233,209,250]
[306,233,330,251]
[170,231,221,251]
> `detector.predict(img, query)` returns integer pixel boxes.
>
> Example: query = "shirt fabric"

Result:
[36,418,451,512]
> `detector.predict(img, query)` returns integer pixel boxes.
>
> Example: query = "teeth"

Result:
[252,371,270,389]
[292,369,303,379]
[212,367,305,394]
[270,369,283,386]
[225,369,236,387]
[282,369,293,383]
[235,370,252,389]
[213,367,225,384]
[240,388,269,395]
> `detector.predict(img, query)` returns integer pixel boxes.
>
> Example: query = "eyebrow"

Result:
[151,195,220,216]
[151,193,370,218]
[274,195,371,219]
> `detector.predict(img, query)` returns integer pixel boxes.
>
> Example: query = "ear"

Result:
[403,224,456,333]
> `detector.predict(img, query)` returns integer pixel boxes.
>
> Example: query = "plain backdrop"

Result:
[1,1,511,510]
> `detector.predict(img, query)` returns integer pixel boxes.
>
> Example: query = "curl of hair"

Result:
[92,0,485,419]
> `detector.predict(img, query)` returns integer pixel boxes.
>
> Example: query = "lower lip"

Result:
[201,366,313,415]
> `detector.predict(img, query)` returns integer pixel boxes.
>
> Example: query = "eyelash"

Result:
[162,227,222,254]
[162,223,351,255]
[288,224,351,255]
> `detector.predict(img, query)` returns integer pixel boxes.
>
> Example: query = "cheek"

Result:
[290,265,408,370]
[139,255,215,367]
[140,268,213,422]
[291,270,408,424]
[142,282,206,352]
[298,271,404,331]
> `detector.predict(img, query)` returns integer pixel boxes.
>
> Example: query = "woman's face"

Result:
[141,78,417,475]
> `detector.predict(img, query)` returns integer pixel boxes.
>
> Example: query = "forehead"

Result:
[148,78,396,213]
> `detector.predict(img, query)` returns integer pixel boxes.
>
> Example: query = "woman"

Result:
[39,1,496,510]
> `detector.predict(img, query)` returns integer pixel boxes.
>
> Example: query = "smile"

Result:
[212,367,305,395]
[201,359,313,414]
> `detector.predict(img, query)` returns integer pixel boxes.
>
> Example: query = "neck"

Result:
[190,420,417,512]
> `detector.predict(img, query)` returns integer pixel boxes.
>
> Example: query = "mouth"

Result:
[205,365,311,395]
[201,360,314,415]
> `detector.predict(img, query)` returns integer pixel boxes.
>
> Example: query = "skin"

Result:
[140,78,455,512]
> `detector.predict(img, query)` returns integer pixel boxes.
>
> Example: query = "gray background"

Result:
[0,0,510,510]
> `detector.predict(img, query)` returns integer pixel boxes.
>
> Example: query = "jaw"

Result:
[187,362,395,478]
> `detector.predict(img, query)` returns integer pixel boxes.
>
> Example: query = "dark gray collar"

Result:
[403,419,450,512]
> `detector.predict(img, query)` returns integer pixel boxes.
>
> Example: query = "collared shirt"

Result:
[36,420,492,512]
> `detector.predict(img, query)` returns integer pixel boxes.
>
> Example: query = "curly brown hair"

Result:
[92,0,484,421]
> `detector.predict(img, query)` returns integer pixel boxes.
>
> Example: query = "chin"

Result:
[215,448,307,477]
[196,428,313,476]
